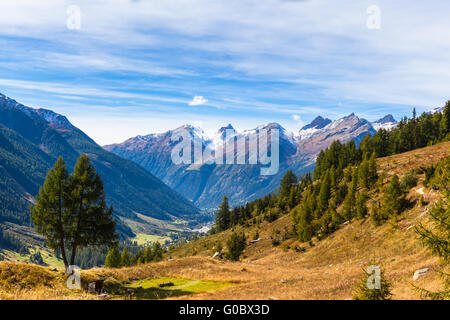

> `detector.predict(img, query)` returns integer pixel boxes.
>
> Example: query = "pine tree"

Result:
[368,152,378,187]
[152,242,164,262]
[370,202,383,226]
[215,196,231,232]
[440,100,450,139]
[414,157,449,299]
[353,260,392,300]
[342,170,358,221]
[120,247,131,267]
[358,157,370,189]
[66,155,117,266]
[296,195,314,242]
[356,191,368,220]
[279,170,297,198]
[31,157,71,270]
[317,170,331,214]
[381,174,406,218]
[104,245,121,268]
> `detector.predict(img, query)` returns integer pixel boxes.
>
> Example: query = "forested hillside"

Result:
[0,93,201,238]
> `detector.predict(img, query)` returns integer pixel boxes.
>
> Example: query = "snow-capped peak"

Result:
[372,114,398,131]
[0,92,74,130]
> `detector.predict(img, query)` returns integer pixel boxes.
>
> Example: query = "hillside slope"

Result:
[1,142,448,300]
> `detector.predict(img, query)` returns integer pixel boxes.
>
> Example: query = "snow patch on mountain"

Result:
[372,114,398,131]
[0,93,74,130]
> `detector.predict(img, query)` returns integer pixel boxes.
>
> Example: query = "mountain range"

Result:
[0,91,403,230]
[0,93,201,237]
[105,113,396,210]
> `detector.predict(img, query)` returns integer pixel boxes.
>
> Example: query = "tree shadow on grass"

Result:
[134,287,195,300]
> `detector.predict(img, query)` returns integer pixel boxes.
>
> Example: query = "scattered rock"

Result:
[98,293,111,300]
[269,296,279,300]
[88,280,104,294]
[241,268,247,272]
[281,280,288,284]
[413,268,429,280]
[343,221,350,225]
[250,238,261,244]
[158,282,175,288]
[50,267,57,272]
[212,251,223,259]
[126,288,136,295]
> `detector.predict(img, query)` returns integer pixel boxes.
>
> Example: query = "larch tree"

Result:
[31,154,117,271]
[414,156,449,299]
[31,157,71,270]
[215,195,231,232]
[66,155,117,266]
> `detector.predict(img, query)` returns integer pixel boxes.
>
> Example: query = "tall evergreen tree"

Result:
[279,170,297,198]
[31,157,71,269]
[66,155,117,265]
[151,242,164,261]
[381,174,406,218]
[317,170,331,213]
[215,195,231,231]
[356,191,369,220]
[414,157,449,299]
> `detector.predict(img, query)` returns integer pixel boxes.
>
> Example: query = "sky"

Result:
[1,0,450,145]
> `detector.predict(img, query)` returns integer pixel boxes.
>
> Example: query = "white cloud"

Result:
[188,96,208,106]
[292,114,305,127]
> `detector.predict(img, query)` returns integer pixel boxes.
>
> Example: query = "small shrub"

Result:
[225,232,246,261]
[400,171,418,191]
[353,260,392,300]
[293,245,306,253]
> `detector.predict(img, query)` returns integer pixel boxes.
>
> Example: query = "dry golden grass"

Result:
[0,142,448,300]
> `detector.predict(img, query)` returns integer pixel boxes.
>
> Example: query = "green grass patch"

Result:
[127,276,235,300]
[130,233,172,246]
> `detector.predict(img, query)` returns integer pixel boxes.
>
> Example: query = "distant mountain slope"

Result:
[106,123,306,210]
[0,93,200,236]
[105,114,377,210]
[298,116,332,140]
[372,114,398,131]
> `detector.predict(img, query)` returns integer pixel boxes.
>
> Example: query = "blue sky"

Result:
[1,0,450,145]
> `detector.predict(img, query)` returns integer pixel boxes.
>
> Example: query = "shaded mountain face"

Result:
[0,94,200,236]
[301,116,332,130]
[298,116,332,140]
[105,114,377,211]
[372,114,398,131]
[294,113,377,169]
